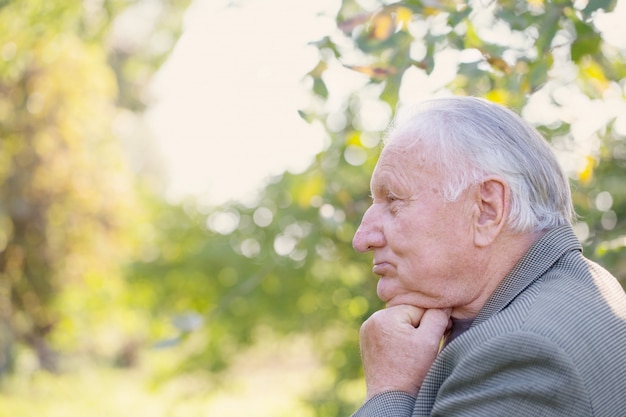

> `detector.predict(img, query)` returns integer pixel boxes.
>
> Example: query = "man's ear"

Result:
[474,176,509,247]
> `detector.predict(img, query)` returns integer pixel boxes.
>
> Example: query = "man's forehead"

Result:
[371,143,429,188]
[379,135,428,165]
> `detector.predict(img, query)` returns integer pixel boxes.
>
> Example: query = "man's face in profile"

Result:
[352,135,485,312]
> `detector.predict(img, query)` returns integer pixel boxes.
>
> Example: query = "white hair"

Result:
[384,96,575,233]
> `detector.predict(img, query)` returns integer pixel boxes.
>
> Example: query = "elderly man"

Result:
[351,97,626,416]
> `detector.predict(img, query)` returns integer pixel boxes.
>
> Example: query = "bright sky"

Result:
[146,0,339,204]
[146,0,626,206]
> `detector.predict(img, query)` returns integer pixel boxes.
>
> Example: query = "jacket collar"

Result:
[473,225,582,327]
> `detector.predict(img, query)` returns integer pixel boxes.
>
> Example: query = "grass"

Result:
[0,337,320,416]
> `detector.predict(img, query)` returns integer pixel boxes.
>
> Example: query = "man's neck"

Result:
[452,229,546,320]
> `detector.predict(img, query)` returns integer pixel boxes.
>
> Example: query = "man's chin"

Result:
[383,294,446,310]
[384,297,426,309]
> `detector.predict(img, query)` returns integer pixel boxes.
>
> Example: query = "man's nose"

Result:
[352,206,385,253]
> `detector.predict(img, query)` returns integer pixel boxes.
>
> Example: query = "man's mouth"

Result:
[372,261,392,275]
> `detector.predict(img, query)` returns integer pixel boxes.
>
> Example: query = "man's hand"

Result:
[359,306,451,400]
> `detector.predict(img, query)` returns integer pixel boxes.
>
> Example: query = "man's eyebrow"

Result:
[369,181,386,196]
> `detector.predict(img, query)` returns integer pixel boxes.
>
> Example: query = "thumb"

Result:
[393,304,426,328]
[416,309,451,341]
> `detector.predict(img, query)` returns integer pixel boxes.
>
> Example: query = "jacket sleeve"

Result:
[351,391,416,417]
[428,331,593,417]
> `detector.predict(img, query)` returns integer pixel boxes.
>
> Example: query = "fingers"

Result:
[358,306,452,399]
[362,305,450,336]
[378,305,450,330]
[415,309,452,352]
[418,308,452,337]
[396,304,426,328]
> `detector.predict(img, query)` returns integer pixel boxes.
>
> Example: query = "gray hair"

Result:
[384,96,575,233]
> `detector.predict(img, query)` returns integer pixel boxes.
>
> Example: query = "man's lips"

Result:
[372,261,393,275]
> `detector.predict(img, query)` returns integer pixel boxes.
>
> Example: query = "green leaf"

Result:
[313,77,329,98]
[535,7,560,55]
[447,5,471,28]
[528,59,550,91]
[571,19,601,62]
[582,0,616,20]
[298,110,315,123]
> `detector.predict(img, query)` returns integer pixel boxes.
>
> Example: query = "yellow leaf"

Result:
[368,6,413,40]
[485,89,510,105]
[307,60,327,78]
[579,155,596,185]
[370,11,394,40]
[581,58,609,92]
[346,131,361,146]
[393,6,413,30]
[296,174,323,207]
[423,7,440,16]
[465,23,483,49]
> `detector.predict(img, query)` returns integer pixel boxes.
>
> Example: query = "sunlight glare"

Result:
[146,0,339,204]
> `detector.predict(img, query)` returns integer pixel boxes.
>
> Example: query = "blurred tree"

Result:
[0,0,189,374]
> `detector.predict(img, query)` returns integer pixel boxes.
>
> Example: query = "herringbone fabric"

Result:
[352,225,626,417]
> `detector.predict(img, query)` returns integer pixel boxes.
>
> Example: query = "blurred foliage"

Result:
[0,0,189,374]
[127,155,379,401]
